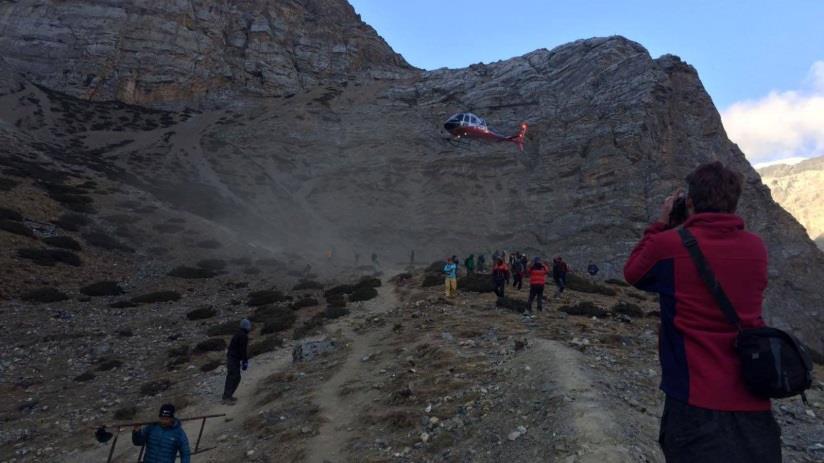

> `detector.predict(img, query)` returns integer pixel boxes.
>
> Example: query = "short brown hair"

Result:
[686,161,742,213]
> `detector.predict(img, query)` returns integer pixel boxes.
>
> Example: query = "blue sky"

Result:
[350,0,824,165]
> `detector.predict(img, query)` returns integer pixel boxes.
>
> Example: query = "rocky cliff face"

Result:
[758,157,824,250]
[0,0,411,107]
[1,4,822,357]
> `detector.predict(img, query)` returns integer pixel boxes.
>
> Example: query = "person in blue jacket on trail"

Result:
[132,404,191,463]
[443,257,458,297]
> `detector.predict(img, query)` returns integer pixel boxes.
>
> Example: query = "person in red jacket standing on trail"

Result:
[526,257,549,315]
[491,258,510,298]
[624,161,780,463]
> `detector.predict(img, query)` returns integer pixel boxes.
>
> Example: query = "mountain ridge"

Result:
[1,4,822,358]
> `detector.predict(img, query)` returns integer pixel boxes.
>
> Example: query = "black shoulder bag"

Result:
[678,227,813,402]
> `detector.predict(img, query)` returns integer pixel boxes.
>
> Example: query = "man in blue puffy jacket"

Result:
[132,404,191,463]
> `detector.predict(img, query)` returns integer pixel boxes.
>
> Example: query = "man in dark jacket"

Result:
[477,254,486,273]
[222,319,251,404]
[511,257,525,290]
[624,161,780,462]
[132,404,190,463]
[551,257,568,296]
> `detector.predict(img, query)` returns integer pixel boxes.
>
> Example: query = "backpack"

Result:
[678,228,813,402]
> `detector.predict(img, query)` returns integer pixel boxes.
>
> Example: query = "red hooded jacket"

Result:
[624,213,770,411]
[528,264,549,286]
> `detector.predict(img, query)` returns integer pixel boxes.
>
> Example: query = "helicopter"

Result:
[443,112,527,151]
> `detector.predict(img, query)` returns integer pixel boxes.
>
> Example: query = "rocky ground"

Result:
[8,268,820,463]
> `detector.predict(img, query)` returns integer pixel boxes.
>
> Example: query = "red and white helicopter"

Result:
[443,112,528,151]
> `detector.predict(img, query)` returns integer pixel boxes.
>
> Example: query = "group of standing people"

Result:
[443,251,572,315]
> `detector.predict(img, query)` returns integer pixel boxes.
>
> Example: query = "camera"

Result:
[668,193,688,228]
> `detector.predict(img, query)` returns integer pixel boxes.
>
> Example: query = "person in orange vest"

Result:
[526,257,549,315]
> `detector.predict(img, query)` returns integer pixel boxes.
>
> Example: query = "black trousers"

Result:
[494,280,506,298]
[223,356,242,399]
[527,284,544,312]
[513,274,523,290]
[553,274,566,293]
[659,396,781,463]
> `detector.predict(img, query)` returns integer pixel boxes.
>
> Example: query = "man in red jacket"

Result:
[526,257,549,315]
[624,162,780,462]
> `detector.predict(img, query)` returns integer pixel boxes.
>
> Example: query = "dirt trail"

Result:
[517,338,633,463]
[68,285,400,463]
[304,286,400,463]
[68,342,293,463]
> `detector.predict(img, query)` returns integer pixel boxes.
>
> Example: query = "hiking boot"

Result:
[222,397,238,405]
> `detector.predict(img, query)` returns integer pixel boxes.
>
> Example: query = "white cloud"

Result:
[753,157,808,169]
[721,61,824,164]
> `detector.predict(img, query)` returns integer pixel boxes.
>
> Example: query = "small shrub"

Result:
[63,202,96,214]
[458,273,495,293]
[421,273,441,287]
[324,285,354,297]
[80,281,124,297]
[326,293,346,308]
[247,289,286,306]
[391,272,413,282]
[496,297,529,313]
[168,266,217,279]
[50,192,93,206]
[168,345,190,357]
[82,231,134,252]
[293,280,324,291]
[194,338,227,353]
[559,301,609,318]
[426,261,447,273]
[139,379,172,396]
[207,320,239,336]
[230,257,252,266]
[325,306,350,319]
[197,259,226,271]
[356,277,382,289]
[0,207,23,221]
[186,307,217,320]
[255,258,281,267]
[116,328,134,337]
[110,300,138,308]
[243,267,261,275]
[42,236,82,250]
[48,249,82,266]
[200,359,222,372]
[293,314,324,340]
[113,406,137,421]
[255,306,297,332]
[22,287,68,303]
[96,359,123,371]
[612,302,644,318]
[74,371,95,382]
[605,278,630,287]
[130,291,181,304]
[53,213,90,231]
[565,274,617,296]
[1,220,34,237]
[0,177,18,191]
[17,248,81,266]
[349,286,378,302]
[248,336,284,358]
[291,297,319,310]
[196,239,222,249]
[102,214,139,225]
